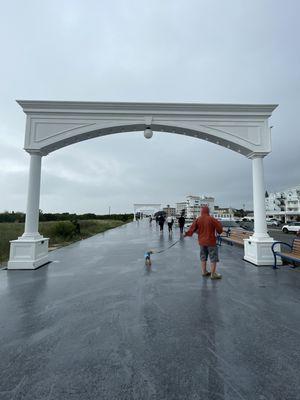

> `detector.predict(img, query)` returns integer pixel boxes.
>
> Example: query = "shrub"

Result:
[50,221,77,241]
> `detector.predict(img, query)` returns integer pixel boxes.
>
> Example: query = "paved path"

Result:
[0,221,300,400]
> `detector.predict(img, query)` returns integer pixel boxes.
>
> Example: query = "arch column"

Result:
[23,153,43,239]
[244,153,279,266]
[251,155,269,239]
[8,152,49,269]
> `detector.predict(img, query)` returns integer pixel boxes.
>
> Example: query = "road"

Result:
[239,221,297,246]
[268,228,298,245]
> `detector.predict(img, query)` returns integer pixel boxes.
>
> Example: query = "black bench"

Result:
[271,239,300,269]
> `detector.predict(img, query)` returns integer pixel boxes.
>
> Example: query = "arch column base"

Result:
[8,238,49,270]
[243,237,281,266]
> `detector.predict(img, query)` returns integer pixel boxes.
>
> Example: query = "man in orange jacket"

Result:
[185,206,223,279]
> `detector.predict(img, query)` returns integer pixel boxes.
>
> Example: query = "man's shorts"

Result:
[200,245,219,262]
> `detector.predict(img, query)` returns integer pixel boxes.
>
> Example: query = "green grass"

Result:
[0,219,127,265]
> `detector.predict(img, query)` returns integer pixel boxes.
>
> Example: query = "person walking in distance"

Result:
[178,214,185,235]
[158,214,165,232]
[166,215,174,234]
[184,206,223,279]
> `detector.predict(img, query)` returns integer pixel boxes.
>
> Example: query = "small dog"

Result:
[144,250,153,267]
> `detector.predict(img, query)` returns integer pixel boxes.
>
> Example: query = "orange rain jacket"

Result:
[185,207,223,246]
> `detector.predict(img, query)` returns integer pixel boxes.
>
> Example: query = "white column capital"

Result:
[247,152,269,160]
[26,149,48,156]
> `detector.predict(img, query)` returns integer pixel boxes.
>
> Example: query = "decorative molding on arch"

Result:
[33,122,97,142]
[17,100,278,157]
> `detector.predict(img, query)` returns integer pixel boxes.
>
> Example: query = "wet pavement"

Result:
[0,221,300,400]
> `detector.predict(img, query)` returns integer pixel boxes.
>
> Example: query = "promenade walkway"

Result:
[0,221,299,400]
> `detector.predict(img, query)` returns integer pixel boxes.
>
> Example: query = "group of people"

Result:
[154,214,186,234]
[150,207,223,280]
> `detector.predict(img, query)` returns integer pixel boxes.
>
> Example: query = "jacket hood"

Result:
[201,206,210,216]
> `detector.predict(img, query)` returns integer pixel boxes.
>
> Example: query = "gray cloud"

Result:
[0,0,299,213]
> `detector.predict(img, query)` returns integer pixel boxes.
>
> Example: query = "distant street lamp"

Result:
[144,127,153,139]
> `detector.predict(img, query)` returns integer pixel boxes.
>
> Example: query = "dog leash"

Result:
[152,239,180,254]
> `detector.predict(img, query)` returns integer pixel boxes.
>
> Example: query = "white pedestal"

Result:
[8,238,49,270]
[243,237,281,266]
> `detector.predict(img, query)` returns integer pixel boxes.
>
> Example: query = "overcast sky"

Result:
[0,0,299,214]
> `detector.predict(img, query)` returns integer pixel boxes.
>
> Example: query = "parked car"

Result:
[266,219,280,227]
[282,222,300,233]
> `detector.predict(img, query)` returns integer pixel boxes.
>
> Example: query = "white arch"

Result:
[8,101,279,269]
[18,100,275,157]
[133,203,162,220]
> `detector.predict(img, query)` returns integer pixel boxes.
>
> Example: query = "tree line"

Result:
[0,211,133,223]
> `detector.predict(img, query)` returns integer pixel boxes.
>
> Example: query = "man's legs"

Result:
[208,246,221,279]
[200,247,210,276]
[201,260,209,275]
[210,262,217,275]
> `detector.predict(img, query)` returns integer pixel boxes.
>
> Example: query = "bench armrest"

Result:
[271,241,292,253]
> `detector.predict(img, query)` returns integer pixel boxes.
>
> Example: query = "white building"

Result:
[176,195,215,219]
[176,202,187,216]
[265,185,300,222]
[213,207,235,220]
[163,205,176,216]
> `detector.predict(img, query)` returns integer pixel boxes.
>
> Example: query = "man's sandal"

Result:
[211,273,222,280]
